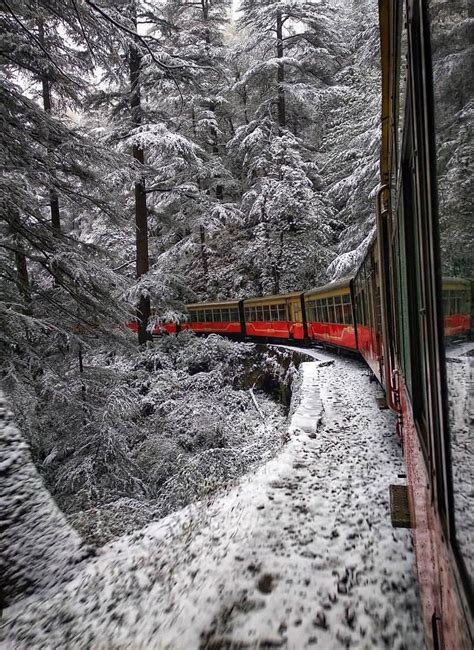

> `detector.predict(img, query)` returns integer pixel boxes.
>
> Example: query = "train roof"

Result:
[186,299,240,309]
[244,291,303,305]
[305,278,352,297]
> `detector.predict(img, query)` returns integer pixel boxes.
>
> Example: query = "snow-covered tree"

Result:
[323,0,381,279]
[223,0,342,292]
[430,0,473,277]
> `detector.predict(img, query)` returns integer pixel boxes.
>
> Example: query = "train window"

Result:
[190,311,196,323]
[358,290,365,326]
[316,300,323,322]
[270,306,278,321]
[429,0,473,586]
[342,294,351,325]
[277,305,286,320]
[325,299,331,322]
[452,292,458,315]
[329,298,335,323]
[327,298,335,323]
[320,298,327,322]
[263,306,270,321]
[293,303,301,322]
[229,308,237,321]
[197,310,204,322]
[394,212,413,395]
[318,299,324,322]
[334,296,343,324]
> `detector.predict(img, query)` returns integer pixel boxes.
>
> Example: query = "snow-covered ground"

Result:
[1,350,424,649]
[445,339,473,580]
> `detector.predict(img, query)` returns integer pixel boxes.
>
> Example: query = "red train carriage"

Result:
[304,279,358,352]
[127,319,179,336]
[442,279,471,339]
[353,239,384,383]
[243,292,306,340]
[184,300,244,337]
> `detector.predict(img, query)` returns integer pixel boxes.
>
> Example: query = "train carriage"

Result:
[304,279,358,352]
[243,292,306,340]
[184,300,244,337]
[442,278,471,339]
[352,241,384,382]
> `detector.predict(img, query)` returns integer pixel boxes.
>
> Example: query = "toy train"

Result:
[130,1,473,646]
[131,272,470,392]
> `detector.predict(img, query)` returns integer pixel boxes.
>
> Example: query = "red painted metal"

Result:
[444,314,471,338]
[188,321,242,335]
[127,321,178,335]
[308,322,357,351]
[399,378,471,650]
[353,324,383,382]
[161,323,178,335]
[245,321,304,340]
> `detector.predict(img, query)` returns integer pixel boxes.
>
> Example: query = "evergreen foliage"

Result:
[0,0,395,601]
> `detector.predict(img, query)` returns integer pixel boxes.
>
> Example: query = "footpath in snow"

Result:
[2,350,424,649]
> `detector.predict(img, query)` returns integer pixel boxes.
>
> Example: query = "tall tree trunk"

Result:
[276,10,286,130]
[200,224,209,280]
[210,100,223,201]
[129,3,151,345]
[38,20,61,233]
[201,1,223,201]
[10,213,31,311]
[14,243,31,309]
[191,113,209,283]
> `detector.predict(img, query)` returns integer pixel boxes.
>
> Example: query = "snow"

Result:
[1,351,423,649]
[445,340,473,579]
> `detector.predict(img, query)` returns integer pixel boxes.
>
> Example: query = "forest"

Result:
[2,0,472,647]
[1,0,381,552]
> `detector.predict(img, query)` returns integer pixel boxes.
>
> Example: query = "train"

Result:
[132,273,470,370]
[130,0,472,647]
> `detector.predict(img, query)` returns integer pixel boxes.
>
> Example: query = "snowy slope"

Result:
[1,352,423,649]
